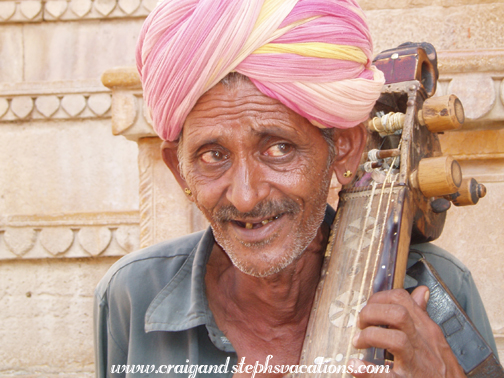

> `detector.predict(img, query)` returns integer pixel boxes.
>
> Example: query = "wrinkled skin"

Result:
[161,78,465,378]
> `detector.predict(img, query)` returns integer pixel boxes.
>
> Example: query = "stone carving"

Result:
[88,93,112,116]
[116,225,140,253]
[138,141,154,248]
[448,74,495,120]
[19,0,42,20]
[111,92,137,134]
[10,96,34,119]
[0,0,157,22]
[94,0,116,16]
[78,226,112,256]
[3,228,37,257]
[142,0,156,11]
[61,94,87,117]
[501,79,504,108]
[0,98,8,117]
[0,212,139,260]
[45,0,68,18]
[70,0,92,18]
[39,227,74,256]
[0,1,16,21]
[0,92,112,123]
[35,95,60,118]
[0,0,43,22]
[118,0,140,15]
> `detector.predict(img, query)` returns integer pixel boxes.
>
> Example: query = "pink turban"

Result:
[136,0,385,141]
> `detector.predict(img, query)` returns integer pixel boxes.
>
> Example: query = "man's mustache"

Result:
[213,199,301,222]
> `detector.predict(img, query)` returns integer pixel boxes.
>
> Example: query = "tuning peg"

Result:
[411,155,462,197]
[417,94,464,133]
[431,198,452,213]
[446,178,487,206]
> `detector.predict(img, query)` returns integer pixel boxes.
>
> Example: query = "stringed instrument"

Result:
[294,43,502,378]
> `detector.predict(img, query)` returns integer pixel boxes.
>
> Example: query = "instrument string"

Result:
[341,181,378,376]
[350,139,403,375]
[367,139,402,299]
[313,139,402,378]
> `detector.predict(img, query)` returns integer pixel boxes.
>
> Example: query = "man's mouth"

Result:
[233,214,283,229]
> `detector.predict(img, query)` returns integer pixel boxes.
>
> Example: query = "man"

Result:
[95,0,497,377]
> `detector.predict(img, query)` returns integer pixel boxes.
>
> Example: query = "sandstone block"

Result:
[365,3,504,53]
[0,258,117,374]
[23,20,144,82]
[0,120,139,216]
[0,26,23,83]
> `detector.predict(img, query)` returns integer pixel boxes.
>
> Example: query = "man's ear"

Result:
[160,140,192,198]
[332,123,367,185]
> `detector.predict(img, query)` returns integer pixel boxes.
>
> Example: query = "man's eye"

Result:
[200,150,228,163]
[265,143,292,157]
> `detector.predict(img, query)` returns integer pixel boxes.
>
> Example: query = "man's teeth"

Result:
[244,215,280,229]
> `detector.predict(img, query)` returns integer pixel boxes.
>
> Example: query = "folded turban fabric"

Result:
[136,0,385,141]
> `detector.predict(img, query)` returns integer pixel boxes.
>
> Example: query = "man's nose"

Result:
[225,159,269,214]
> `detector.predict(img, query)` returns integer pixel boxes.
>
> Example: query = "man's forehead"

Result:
[182,80,315,142]
[187,79,283,118]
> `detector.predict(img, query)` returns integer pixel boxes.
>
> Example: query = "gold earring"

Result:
[343,170,353,178]
[184,188,192,196]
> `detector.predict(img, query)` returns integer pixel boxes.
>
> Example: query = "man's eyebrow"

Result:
[252,119,304,139]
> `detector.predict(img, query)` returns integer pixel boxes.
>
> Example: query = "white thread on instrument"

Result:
[368,149,380,162]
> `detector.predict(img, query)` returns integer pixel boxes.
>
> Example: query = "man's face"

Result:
[180,78,335,277]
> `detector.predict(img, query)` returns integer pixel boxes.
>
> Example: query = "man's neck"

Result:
[204,222,329,366]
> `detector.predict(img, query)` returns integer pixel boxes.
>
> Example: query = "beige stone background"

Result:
[0,0,503,376]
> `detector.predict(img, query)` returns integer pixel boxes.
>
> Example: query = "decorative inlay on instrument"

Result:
[295,43,501,378]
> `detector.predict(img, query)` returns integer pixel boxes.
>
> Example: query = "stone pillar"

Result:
[102,68,208,248]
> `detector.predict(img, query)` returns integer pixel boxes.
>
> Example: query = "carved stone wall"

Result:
[1,1,503,376]
[0,2,143,376]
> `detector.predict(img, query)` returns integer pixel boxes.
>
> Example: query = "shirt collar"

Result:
[145,226,215,333]
[144,205,336,333]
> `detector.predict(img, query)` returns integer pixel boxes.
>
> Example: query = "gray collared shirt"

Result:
[94,208,497,378]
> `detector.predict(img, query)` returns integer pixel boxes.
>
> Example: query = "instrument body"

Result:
[295,43,496,377]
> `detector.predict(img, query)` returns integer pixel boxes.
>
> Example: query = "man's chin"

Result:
[215,237,307,278]
[228,254,299,278]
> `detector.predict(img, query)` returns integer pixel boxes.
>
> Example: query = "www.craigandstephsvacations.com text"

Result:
[110,355,391,376]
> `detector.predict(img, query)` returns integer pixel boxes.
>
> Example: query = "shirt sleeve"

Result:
[93,281,129,378]
[94,289,109,378]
